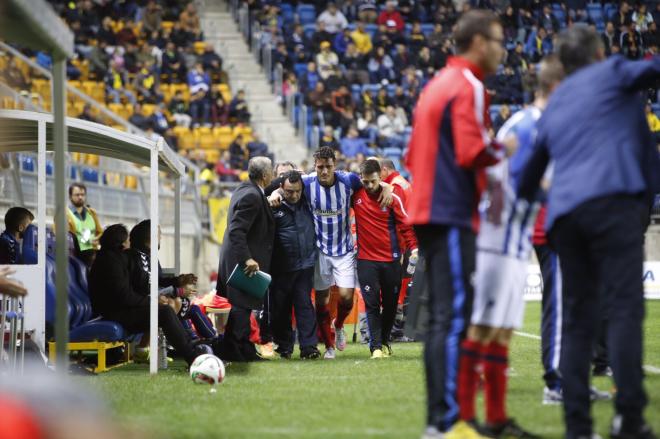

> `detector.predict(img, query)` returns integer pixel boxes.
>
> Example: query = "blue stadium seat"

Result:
[364,24,378,39]
[303,23,316,41]
[404,23,412,36]
[21,155,35,172]
[420,24,434,37]
[82,167,99,183]
[489,105,501,123]
[604,3,617,21]
[351,84,361,102]
[383,147,403,159]
[280,3,294,25]
[297,4,316,25]
[46,160,53,176]
[362,83,380,97]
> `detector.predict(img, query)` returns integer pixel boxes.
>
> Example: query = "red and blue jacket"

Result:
[405,56,503,233]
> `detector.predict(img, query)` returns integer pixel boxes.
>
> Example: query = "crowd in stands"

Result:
[1,0,274,183]
[249,0,659,160]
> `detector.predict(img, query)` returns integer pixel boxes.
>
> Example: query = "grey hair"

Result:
[248,157,272,182]
[274,161,297,173]
[557,24,604,75]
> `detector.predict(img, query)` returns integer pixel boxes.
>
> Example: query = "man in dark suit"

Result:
[518,25,660,439]
[216,157,275,362]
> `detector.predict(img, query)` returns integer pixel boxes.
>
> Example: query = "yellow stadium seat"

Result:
[161,21,174,31]
[72,101,85,117]
[85,154,100,166]
[199,132,216,149]
[179,132,197,150]
[0,56,7,71]
[173,125,189,138]
[124,175,138,190]
[68,80,82,91]
[194,41,207,55]
[111,124,127,132]
[232,125,252,138]
[141,104,156,117]
[205,149,220,163]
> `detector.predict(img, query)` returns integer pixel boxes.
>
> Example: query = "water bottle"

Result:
[407,251,419,275]
[158,328,168,370]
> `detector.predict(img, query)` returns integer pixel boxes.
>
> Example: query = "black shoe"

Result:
[466,419,496,438]
[485,418,540,438]
[611,416,657,439]
[275,348,292,359]
[300,346,321,360]
[592,365,613,377]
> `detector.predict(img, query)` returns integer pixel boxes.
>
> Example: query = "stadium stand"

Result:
[238,0,659,173]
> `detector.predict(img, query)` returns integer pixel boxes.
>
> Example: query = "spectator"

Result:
[377,0,405,33]
[339,105,358,135]
[357,0,378,23]
[78,104,100,123]
[269,170,321,360]
[507,41,529,72]
[247,133,271,160]
[97,16,117,48]
[188,63,211,127]
[115,19,138,46]
[87,40,110,80]
[180,3,200,34]
[105,60,137,105]
[407,22,427,53]
[311,21,333,52]
[142,0,163,34]
[647,102,660,144]
[374,86,393,115]
[149,103,170,135]
[201,43,223,81]
[492,104,512,133]
[501,6,518,42]
[334,28,353,57]
[601,21,619,56]
[632,4,654,33]
[525,27,553,62]
[136,43,157,68]
[415,46,438,78]
[287,24,310,54]
[343,43,369,85]
[168,90,192,128]
[134,62,161,103]
[128,104,150,131]
[216,151,240,182]
[377,105,406,149]
[89,224,201,366]
[331,85,353,125]
[644,22,659,50]
[229,135,248,170]
[211,90,229,126]
[427,23,447,50]
[316,41,340,80]
[340,126,371,158]
[539,4,560,33]
[67,183,103,267]
[0,207,34,265]
[368,46,395,83]
[306,81,331,125]
[229,90,251,124]
[320,125,341,152]
[161,42,186,84]
[317,2,349,35]
[300,61,320,94]
[350,21,373,55]
[613,1,632,30]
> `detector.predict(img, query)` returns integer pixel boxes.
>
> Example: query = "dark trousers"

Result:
[534,244,563,391]
[271,267,318,353]
[216,304,259,362]
[357,259,401,351]
[415,225,475,432]
[550,195,648,437]
[107,304,196,364]
[259,291,273,344]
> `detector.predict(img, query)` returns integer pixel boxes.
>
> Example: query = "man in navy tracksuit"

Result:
[270,171,321,360]
[518,25,660,439]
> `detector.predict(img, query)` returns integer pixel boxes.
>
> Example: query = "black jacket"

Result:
[216,181,275,309]
[125,248,177,297]
[89,248,148,318]
[271,197,317,275]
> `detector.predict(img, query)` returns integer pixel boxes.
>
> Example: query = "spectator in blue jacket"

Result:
[518,25,660,439]
[525,27,554,62]
[341,126,372,158]
[0,207,33,265]
[333,28,352,57]
[187,62,211,127]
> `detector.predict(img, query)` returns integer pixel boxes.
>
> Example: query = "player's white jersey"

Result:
[476,107,542,261]
[303,171,362,257]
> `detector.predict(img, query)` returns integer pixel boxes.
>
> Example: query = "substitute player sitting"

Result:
[457,55,564,438]
[353,159,418,359]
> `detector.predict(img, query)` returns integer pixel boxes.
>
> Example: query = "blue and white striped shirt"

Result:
[303,171,362,256]
[477,107,542,260]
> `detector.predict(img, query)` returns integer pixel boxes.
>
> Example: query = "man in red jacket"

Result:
[353,159,417,359]
[406,10,505,439]
[377,1,405,33]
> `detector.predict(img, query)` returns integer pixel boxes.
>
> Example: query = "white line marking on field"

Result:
[515,331,541,340]
[514,331,660,375]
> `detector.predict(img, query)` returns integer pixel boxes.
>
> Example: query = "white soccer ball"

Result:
[190,354,225,385]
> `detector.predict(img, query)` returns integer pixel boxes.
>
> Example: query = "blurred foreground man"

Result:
[518,25,660,439]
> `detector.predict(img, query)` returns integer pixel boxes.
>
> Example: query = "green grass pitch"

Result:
[89,301,660,438]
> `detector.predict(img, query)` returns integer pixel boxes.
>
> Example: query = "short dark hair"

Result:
[4,207,34,232]
[282,170,302,186]
[99,224,128,251]
[453,9,501,54]
[557,24,603,75]
[69,182,87,197]
[360,159,381,176]
[313,146,336,163]
[129,219,150,251]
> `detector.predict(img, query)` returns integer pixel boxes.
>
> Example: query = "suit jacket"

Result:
[518,55,660,232]
[216,181,275,309]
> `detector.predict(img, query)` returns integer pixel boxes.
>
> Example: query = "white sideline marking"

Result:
[514,331,660,375]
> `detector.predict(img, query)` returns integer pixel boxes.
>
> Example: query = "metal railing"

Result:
[0,294,25,374]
